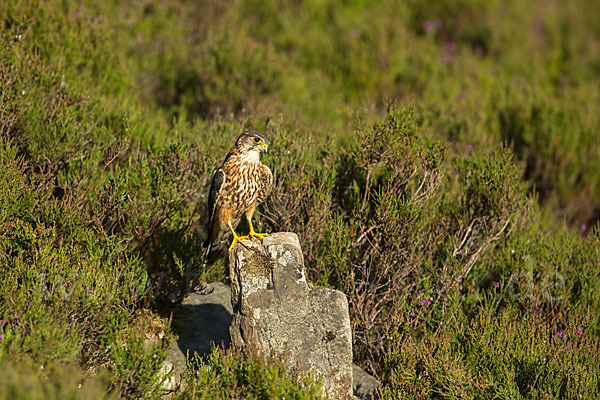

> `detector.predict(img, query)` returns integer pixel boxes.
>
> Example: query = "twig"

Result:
[351,225,380,248]
[360,168,372,213]
[452,219,477,257]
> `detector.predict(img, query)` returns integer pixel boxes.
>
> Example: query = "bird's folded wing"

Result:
[207,168,226,228]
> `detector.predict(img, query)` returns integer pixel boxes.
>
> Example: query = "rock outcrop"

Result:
[352,365,381,399]
[165,281,380,399]
[171,282,233,357]
[158,282,234,395]
[228,232,354,399]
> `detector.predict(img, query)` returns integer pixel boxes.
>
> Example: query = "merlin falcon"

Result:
[203,129,273,263]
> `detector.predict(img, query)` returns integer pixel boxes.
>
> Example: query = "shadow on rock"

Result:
[170,282,233,358]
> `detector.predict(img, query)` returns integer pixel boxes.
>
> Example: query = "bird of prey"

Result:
[203,129,273,264]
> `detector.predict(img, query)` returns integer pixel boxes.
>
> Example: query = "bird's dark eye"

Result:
[253,137,261,144]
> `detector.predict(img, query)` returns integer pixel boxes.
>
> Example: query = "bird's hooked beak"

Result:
[261,143,269,154]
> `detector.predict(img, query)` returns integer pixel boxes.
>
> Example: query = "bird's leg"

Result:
[238,204,268,241]
[247,215,268,240]
[228,221,248,251]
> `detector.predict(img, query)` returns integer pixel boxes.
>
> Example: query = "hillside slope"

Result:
[1,1,599,399]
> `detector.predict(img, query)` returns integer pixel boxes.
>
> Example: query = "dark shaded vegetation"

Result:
[1,0,599,399]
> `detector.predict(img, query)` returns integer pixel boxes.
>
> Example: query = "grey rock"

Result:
[352,364,381,400]
[171,281,233,358]
[157,361,177,392]
[229,232,354,399]
[167,280,379,399]
[161,344,185,396]
[162,282,233,396]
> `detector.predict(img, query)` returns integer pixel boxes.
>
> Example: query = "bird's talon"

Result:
[228,234,249,251]
[250,232,269,240]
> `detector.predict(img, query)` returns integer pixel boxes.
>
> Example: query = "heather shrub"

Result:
[0,137,164,395]
[182,347,323,399]
[0,358,112,400]
[256,108,600,397]
[296,109,528,374]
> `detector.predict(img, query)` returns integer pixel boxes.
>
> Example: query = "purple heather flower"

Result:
[546,231,551,237]
[493,281,500,288]
[452,170,459,176]
[92,15,102,22]
[465,143,473,151]
[423,20,435,33]
[410,312,416,318]
[582,224,587,232]
[0,333,3,340]
[0,320,5,328]
[423,19,442,33]
[420,300,431,306]
[578,329,584,335]
[553,332,563,338]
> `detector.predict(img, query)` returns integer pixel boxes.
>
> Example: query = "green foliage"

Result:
[0,358,113,400]
[381,303,599,399]
[1,0,599,398]
[285,108,527,374]
[182,347,323,399]
[0,136,166,395]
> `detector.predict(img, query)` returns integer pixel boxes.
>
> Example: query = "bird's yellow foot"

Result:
[248,227,269,240]
[246,219,269,240]
[228,232,249,251]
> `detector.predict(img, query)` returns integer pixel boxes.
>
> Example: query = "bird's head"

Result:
[235,130,270,160]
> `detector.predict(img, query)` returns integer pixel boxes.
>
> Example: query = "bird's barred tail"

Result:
[202,234,226,267]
